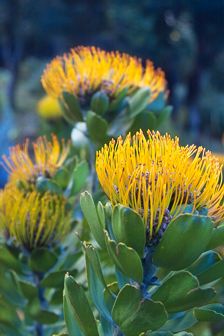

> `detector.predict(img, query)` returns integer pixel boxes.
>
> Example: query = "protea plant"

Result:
[64,130,224,336]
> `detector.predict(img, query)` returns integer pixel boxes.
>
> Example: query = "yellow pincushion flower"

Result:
[41,46,166,102]
[96,130,224,241]
[37,95,63,119]
[0,186,70,249]
[2,134,69,186]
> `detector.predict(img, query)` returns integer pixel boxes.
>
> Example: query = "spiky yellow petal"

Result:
[41,46,166,102]
[96,130,224,240]
[2,134,70,185]
[214,153,224,166]
[0,186,70,249]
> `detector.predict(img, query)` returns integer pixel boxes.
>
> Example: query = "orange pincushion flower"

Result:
[96,130,224,240]
[41,46,166,102]
[2,134,70,185]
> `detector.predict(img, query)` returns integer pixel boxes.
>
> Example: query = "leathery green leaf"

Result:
[80,191,106,249]
[112,205,145,257]
[153,214,213,270]
[152,271,215,313]
[127,87,150,117]
[86,111,108,144]
[64,274,99,336]
[207,224,224,249]
[187,250,221,277]
[63,294,84,336]
[197,259,224,285]
[105,231,143,283]
[194,304,224,322]
[112,284,167,336]
[61,92,83,123]
[83,242,113,321]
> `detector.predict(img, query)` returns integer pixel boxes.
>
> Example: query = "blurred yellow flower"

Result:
[2,134,70,186]
[41,46,166,102]
[0,186,70,249]
[96,130,224,241]
[37,95,63,119]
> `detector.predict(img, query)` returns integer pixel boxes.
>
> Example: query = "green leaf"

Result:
[80,191,106,249]
[156,106,172,125]
[109,88,128,112]
[86,111,108,144]
[83,242,113,321]
[90,91,109,115]
[187,251,221,277]
[0,323,25,336]
[174,333,193,336]
[194,304,224,322]
[112,205,146,257]
[36,176,62,195]
[50,288,63,305]
[97,202,106,229]
[148,332,173,336]
[152,271,197,312]
[69,161,89,195]
[152,271,215,313]
[0,298,20,324]
[149,330,193,335]
[105,231,143,283]
[29,248,57,272]
[153,214,213,270]
[32,309,59,324]
[19,279,38,299]
[207,224,224,249]
[131,111,157,133]
[61,92,83,123]
[63,294,84,336]
[41,269,77,288]
[98,316,114,336]
[0,271,27,307]
[103,282,119,313]
[127,88,150,117]
[54,167,70,189]
[0,245,23,273]
[160,311,197,333]
[197,259,224,285]
[64,274,99,336]
[112,284,167,336]
[108,113,133,137]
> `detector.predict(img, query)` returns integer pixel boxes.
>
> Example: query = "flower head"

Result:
[37,95,63,119]
[2,134,70,186]
[96,130,224,242]
[41,46,166,102]
[0,186,70,250]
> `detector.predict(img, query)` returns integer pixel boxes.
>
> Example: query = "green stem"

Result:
[34,272,47,336]
[89,142,98,193]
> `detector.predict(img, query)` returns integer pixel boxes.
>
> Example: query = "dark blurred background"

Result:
[0,0,223,185]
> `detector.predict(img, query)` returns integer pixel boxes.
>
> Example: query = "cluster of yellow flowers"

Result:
[1,46,223,250]
[41,46,166,102]
[0,135,71,249]
[96,130,224,240]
